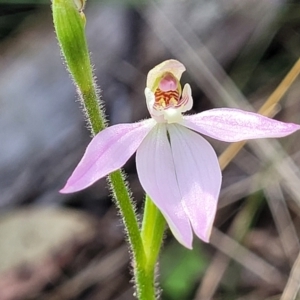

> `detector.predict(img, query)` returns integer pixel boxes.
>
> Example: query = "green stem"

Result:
[109,171,146,274]
[52,1,151,298]
[140,195,166,298]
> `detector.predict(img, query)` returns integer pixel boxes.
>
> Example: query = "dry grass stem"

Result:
[280,252,300,300]
[210,228,286,289]
[264,184,300,266]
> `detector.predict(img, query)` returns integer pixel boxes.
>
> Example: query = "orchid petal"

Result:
[180,83,193,112]
[144,87,165,122]
[182,108,300,142]
[168,124,221,242]
[61,119,155,193]
[136,124,193,248]
[147,59,185,91]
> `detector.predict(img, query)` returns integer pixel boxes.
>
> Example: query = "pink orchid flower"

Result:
[61,60,300,249]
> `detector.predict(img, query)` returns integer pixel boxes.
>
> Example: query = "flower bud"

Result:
[52,0,91,91]
[52,0,105,133]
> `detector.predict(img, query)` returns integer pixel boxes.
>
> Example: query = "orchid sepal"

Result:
[60,119,155,193]
[182,108,300,142]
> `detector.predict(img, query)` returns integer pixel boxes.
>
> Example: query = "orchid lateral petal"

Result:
[182,108,300,142]
[183,108,300,142]
[181,83,193,112]
[61,120,155,193]
[146,59,185,91]
[168,124,221,242]
[144,87,165,123]
[136,124,193,248]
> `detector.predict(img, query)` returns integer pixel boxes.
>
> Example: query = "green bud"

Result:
[52,0,105,134]
[52,0,89,89]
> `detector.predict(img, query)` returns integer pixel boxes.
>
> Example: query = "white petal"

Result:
[144,87,164,123]
[136,124,193,248]
[180,84,193,112]
[146,59,186,91]
[182,108,300,142]
[168,124,222,242]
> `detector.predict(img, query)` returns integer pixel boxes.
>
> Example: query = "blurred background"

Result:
[1,0,300,299]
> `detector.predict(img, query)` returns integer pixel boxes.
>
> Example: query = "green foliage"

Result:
[160,241,208,300]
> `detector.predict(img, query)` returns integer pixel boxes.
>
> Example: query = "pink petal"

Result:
[146,59,185,91]
[136,124,193,248]
[182,108,300,142]
[168,124,221,242]
[61,120,155,193]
